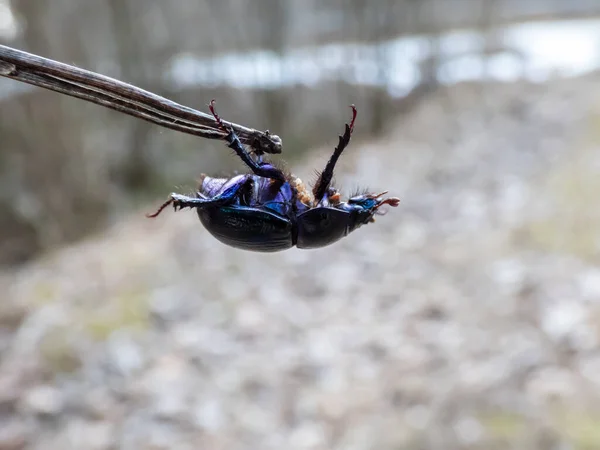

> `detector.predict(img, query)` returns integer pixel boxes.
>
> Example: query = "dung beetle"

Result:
[147,101,400,252]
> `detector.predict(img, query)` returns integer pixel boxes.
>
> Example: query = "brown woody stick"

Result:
[0,44,282,154]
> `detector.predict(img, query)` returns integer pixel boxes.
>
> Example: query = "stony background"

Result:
[2,76,600,450]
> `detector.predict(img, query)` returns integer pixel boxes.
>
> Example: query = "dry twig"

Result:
[0,44,282,155]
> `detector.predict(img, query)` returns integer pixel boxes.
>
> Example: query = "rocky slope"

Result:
[1,76,600,450]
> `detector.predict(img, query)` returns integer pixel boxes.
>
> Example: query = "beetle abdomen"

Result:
[296,207,350,249]
[197,206,293,252]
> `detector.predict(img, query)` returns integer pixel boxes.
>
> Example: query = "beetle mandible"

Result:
[147,101,400,252]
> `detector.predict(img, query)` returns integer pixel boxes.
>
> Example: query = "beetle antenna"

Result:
[146,197,175,218]
[313,105,357,204]
[375,197,401,209]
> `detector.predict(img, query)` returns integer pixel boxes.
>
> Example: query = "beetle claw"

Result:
[349,104,357,133]
[171,198,188,212]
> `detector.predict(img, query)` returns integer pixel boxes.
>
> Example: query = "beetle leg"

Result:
[174,179,246,210]
[209,100,285,182]
[224,129,286,181]
[146,178,248,217]
[312,105,357,204]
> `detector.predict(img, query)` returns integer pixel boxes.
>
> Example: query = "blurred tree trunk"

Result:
[349,0,396,134]
[256,0,290,135]
[13,1,81,58]
[6,0,108,257]
[371,0,397,134]
[107,0,153,191]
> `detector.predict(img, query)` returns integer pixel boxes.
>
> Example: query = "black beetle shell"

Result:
[197,206,294,252]
[296,207,350,249]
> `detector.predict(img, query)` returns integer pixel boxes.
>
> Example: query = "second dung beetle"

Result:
[147,102,400,252]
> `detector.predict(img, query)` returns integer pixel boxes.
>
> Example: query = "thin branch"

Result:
[0,44,282,155]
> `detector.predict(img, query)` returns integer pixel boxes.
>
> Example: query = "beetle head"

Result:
[338,191,400,231]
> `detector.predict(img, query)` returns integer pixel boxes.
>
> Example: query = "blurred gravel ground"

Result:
[2,76,600,450]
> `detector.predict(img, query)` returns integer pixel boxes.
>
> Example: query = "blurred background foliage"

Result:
[0,0,598,266]
[2,1,600,450]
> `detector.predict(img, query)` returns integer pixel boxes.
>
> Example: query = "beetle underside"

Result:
[147,101,400,251]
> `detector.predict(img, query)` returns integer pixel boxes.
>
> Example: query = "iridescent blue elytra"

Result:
[147,102,400,252]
